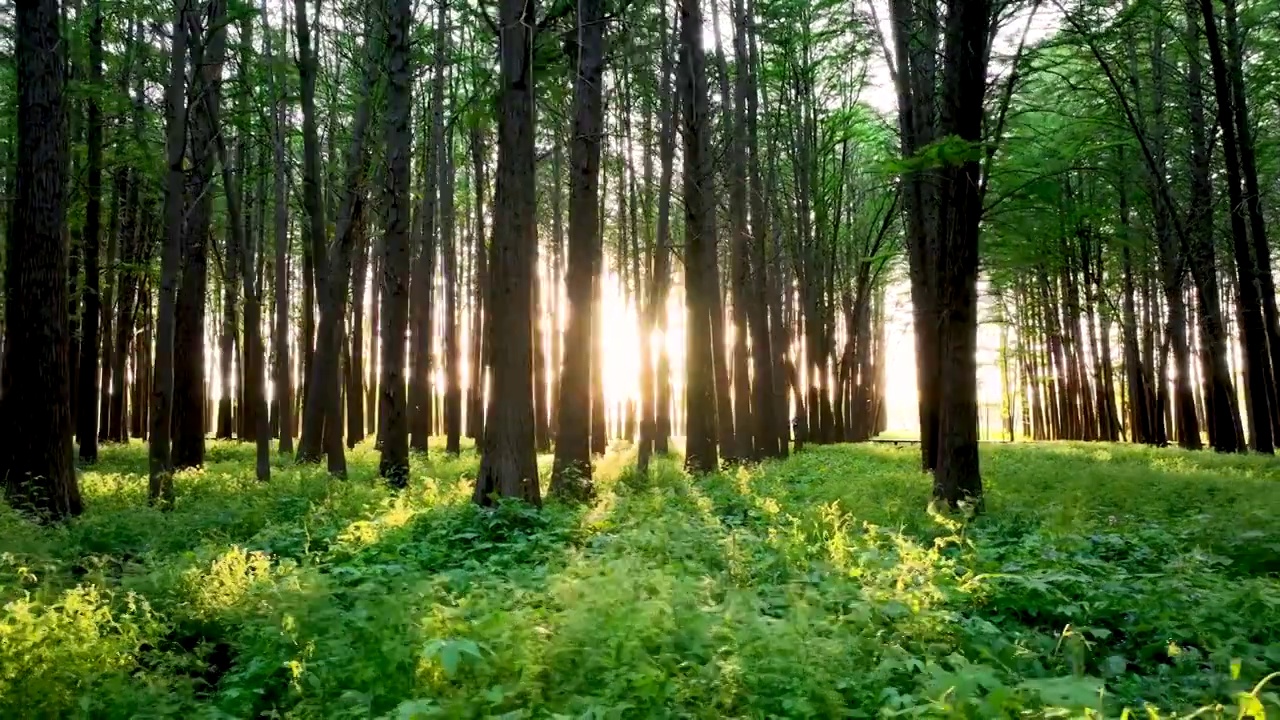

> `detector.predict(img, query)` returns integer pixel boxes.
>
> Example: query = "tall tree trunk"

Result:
[347,213,370,447]
[474,0,541,506]
[292,0,331,462]
[269,0,293,453]
[651,10,676,459]
[889,0,941,472]
[552,0,604,496]
[1200,0,1274,453]
[443,91,462,454]
[679,0,719,474]
[380,0,413,483]
[739,0,777,459]
[1221,0,1280,435]
[75,0,105,462]
[295,0,327,427]
[149,1,191,504]
[173,0,227,471]
[1184,1,1240,451]
[713,0,752,461]
[410,4,448,452]
[1,0,82,518]
[931,0,991,506]
[467,126,488,442]
[297,7,379,474]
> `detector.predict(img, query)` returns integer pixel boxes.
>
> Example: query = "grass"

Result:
[2,439,1278,718]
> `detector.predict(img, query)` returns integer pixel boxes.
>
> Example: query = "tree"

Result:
[173,0,228,470]
[887,0,996,507]
[1,0,82,519]
[149,0,194,506]
[75,0,105,462]
[380,0,414,485]
[551,0,606,497]
[679,0,719,475]
[474,0,541,506]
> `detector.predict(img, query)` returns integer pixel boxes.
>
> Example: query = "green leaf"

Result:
[1019,676,1104,708]
[1237,693,1266,720]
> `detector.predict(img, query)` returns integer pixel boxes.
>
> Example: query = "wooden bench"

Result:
[869,438,921,447]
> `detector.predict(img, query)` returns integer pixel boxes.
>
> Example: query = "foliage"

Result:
[1,441,1277,718]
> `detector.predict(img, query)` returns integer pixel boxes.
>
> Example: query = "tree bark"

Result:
[1200,0,1274,453]
[149,0,192,505]
[75,0,105,462]
[380,0,413,483]
[297,6,380,475]
[679,0,719,475]
[474,0,541,506]
[552,0,604,495]
[173,0,227,470]
[2,0,82,518]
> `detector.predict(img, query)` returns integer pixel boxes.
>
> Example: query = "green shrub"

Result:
[1,440,1276,718]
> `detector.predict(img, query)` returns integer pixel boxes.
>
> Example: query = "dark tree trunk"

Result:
[173,1,227,471]
[467,126,488,442]
[1,0,82,518]
[889,0,940,472]
[1200,0,1274,453]
[269,0,293,453]
[679,0,719,474]
[149,2,192,504]
[552,0,604,495]
[298,7,380,475]
[1221,0,1280,437]
[295,0,326,429]
[75,0,105,462]
[647,10,677,462]
[347,212,370,448]
[292,0,332,463]
[474,0,541,506]
[109,152,141,443]
[442,77,462,455]
[590,270,607,455]
[380,0,413,483]
[1184,3,1240,451]
[410,6,448,453]
[738,0,776,459]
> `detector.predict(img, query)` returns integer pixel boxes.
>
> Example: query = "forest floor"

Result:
[2,441,1279,718]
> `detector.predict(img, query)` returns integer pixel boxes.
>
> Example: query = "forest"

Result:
[1,0,1279,715]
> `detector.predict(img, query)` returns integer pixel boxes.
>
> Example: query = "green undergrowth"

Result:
[2,439,1278,718]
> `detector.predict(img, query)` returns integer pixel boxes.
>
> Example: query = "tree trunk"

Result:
[1,0,82,518]
[269,0,293,453]
[739,0,777,459]
[442,73,462,454]
[1200,0,1274,453]
[552,0,605,497]
[679,0,719,474]
[930,0,992,506]
[1221,0,1279,437]
[467,126,488,442]
[75,0,105,462]
[380,0,413,483]
[347,213,370,448]
[149,2,191,504]
[297,7,380,475]
[173,1,227,471]
[474,0,541,506]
